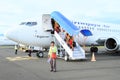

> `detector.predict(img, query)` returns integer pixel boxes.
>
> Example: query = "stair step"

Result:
[54,31,86,60]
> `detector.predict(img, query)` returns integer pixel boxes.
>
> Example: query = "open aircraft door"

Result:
[42,14,53,32]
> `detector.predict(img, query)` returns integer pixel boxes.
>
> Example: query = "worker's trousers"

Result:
[50,58,56,71]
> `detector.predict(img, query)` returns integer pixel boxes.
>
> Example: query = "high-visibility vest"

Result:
[48,46,57,58]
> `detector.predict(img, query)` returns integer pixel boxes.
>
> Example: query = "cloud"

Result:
[0,1,23,14]
[0,0,120,25]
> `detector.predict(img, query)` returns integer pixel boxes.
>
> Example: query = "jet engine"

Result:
[105,37,120,51]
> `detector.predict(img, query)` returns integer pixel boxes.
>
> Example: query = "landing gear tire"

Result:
[64,54,69,61]
[36,51,44,58]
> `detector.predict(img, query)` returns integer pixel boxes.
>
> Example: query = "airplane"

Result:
[0,33,17,46]
[5,11,120,60]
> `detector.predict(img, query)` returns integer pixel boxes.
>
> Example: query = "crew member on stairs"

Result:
[69,36,74,50]
[65,33,70,45]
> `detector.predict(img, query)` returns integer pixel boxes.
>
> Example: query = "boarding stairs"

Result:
[54,31,86,60]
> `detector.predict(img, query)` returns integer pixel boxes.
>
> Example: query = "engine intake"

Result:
[105,38,119,51]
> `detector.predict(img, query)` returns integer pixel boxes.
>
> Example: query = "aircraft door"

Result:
[42,14,53,32]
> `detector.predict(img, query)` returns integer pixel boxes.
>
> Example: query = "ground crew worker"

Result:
[48,41,57,72]
[28,46,32,57]
[15,45,18,55]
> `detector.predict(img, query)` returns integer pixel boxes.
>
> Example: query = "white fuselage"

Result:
[73,21,120,45]
[6,24,53,47]
[6,21,120,51]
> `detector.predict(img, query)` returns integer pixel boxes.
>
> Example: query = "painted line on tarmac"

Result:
[6,56,38,61]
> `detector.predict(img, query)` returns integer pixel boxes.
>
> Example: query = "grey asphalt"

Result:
[0,47,120,80]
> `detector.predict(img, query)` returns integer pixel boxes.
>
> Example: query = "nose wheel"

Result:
[36,51,44,58]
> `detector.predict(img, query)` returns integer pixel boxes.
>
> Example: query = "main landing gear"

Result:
[36,51,44,58]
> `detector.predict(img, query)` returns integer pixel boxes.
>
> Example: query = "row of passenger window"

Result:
[77,26,120,32]
[97,28,120,32]
[78,26,94,30]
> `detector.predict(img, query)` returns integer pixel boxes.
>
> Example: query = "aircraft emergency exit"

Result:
[5,11,120,60]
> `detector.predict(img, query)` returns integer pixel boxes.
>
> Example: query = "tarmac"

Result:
[0,46,120,80]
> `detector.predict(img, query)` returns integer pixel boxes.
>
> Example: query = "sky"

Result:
[0,0,120,32]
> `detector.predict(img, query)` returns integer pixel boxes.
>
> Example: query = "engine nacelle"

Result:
[105,37,120,51]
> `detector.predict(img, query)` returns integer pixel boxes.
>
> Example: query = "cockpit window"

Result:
[20,22,26,25]
[20,22,37,26]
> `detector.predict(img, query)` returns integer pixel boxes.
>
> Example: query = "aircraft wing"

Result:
[96,38,106,46]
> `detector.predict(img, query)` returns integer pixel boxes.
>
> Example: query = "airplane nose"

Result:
[5,29,17,41]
